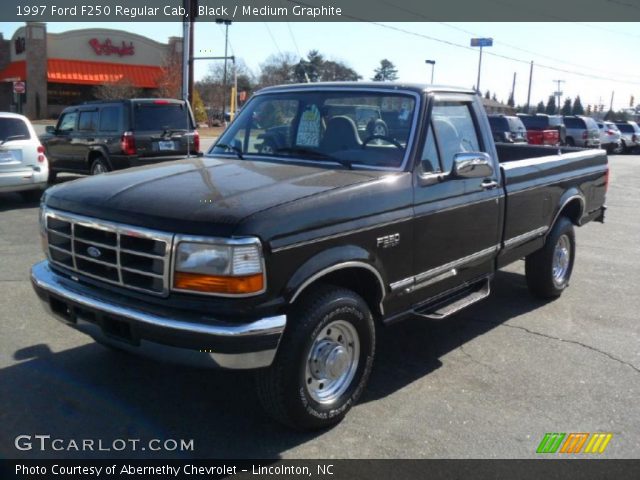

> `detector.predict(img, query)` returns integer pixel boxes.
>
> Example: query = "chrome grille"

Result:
[44,209,173,296]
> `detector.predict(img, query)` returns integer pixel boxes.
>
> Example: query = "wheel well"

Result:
[87,151,106,168]
[294,267,385,319]
[559,198,583,225]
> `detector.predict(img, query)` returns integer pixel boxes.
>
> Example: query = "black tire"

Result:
[620,140,628,154]
[566,137,575,147]
[256,285,376,430]
[47,169,57,184]
[90,157,110,175]
[525,216,575,299]
[21,189,43,202]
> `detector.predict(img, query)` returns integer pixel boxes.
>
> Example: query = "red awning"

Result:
[47,59,163,88]
[0,59,163,88]
[0,61,26,82]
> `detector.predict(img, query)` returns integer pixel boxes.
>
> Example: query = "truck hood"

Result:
[44,157,382,237]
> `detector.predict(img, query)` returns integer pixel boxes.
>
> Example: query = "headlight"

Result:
[39,206,48,254]
[173,238,265,296]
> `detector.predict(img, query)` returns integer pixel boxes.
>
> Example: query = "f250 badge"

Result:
[377,233,400,249]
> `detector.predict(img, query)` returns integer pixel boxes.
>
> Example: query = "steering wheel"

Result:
[361,135,404,150]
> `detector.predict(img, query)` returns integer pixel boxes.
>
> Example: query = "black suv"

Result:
[487,114,527,143]
[42,99,199,181]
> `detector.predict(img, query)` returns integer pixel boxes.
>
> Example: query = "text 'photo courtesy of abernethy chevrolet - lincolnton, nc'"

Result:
[31,82,607,430]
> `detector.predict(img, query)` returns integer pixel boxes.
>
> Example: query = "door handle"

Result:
[481,180,499,190]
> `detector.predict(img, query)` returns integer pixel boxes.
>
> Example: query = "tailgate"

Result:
[0,144,27,171]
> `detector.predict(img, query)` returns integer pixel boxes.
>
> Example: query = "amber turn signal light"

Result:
[173,272,264,294]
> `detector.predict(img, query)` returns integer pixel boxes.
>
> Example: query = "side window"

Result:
[431,103,481,172]
[420,123,440,173]
[58,112,77,132]
[99,107,119,131]
[78,111,98,131]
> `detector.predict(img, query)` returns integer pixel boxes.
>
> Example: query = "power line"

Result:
[286,22,303,58]
[374,0,640,80]
[263,22,283,57]
[361,21,640,87]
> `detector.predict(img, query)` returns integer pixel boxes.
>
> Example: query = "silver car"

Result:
[615,121,640,153]
[597,121,622,154]
[563,115,601,148]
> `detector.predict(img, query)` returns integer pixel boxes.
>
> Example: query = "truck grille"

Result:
[44,209,173,296]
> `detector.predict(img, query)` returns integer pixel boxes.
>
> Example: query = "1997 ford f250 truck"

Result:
[31,83,608,429]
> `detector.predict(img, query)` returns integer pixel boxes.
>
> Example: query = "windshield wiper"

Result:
[214,143,244,159]
[0,134,27,145]
[274,147,353,170]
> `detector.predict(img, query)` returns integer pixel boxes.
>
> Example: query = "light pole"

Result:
[216,18,232,121]
[470,38,493,93]
[553,79,565,114]
[425,60,436,84]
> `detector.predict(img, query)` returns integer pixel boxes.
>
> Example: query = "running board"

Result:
[412,278,491,320]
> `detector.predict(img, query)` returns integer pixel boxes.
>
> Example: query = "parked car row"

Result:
[489,113,640,154]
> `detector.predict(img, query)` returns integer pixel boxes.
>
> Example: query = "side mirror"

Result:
[452,152,494,179]
[45,125,56,134]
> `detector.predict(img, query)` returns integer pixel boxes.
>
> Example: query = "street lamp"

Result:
[216,18,232,122]
[425,60,436,84]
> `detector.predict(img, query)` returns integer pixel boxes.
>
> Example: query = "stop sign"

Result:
[13,81,25,94]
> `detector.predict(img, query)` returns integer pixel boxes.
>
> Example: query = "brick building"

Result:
[0,23,182,119]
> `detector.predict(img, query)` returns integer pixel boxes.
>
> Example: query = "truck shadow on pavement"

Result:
[0,270,548,459]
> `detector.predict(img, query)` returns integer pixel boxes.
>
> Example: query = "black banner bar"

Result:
[1,0,640,22]
[2,460,640,480]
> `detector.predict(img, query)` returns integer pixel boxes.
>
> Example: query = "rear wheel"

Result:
[525,217,575,299]
[566,137,575,147]
[256,286,375,430]
[90,157,110,175]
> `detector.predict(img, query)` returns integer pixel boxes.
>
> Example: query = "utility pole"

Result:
[425,59,436,84]
[181,8,190,102]
[510,72,516,106]
[526,61,533,113]
[216,18,232,122]
[609,90,615,113]
[553,79,565,115]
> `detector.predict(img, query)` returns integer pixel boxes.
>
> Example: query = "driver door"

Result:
[406,96,502,305]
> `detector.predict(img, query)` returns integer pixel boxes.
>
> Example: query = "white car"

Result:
[0,112,49,200]
[597,121,622,154]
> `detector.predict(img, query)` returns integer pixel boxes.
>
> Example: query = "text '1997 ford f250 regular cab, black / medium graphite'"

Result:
[31,83,608,430]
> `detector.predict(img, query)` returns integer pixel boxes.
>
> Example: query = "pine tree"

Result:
[536,101,546,113]
[545,96,557,115]
[572,96,585,115]
[372,59,398,81]
[561,98,572,116]
[484,90,491,100]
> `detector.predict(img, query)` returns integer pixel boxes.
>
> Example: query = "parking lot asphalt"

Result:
[0,155,638,459]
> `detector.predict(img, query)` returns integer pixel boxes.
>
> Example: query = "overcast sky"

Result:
[2,21,639,110]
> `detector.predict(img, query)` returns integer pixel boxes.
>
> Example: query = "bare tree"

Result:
[93,79,141,101]
[156,49,182,99]
[259,52,299,87]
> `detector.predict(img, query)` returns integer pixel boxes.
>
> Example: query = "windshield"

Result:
[0,117,30,142]
[209,90,417,169]
[133,103,192,131]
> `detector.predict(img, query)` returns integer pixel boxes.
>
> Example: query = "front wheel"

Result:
[525,216,575,299]
[256,286,375,430]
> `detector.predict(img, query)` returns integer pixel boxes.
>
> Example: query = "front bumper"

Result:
[31,261,286,369]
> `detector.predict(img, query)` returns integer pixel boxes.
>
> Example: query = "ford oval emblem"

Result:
[87,246,102,258]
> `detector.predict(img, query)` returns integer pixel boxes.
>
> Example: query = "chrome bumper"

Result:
[31,261,286,369]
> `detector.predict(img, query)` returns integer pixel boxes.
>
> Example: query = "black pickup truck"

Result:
[31,83,608,430]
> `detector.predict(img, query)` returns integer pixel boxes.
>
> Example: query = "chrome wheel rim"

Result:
[552,234,571,286]
[305,320,360,404]
[373,124,386,136]
[92,162,107,175]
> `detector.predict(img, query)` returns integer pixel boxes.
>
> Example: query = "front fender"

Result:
[284,245,386,304]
